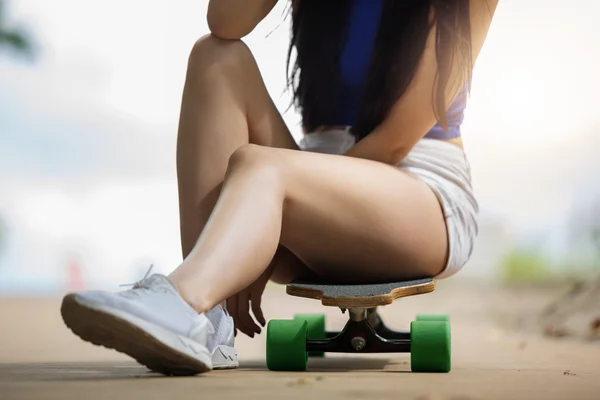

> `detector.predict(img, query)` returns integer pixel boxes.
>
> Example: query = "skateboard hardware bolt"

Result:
[351,336,366,351]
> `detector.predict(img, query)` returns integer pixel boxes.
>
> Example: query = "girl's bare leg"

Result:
[171,143,448,312]
[174,34,310,286]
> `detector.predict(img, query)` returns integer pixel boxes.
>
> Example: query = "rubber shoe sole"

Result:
[61,293,213,376]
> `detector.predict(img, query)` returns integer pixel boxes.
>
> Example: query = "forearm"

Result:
[207,0,279,39]
[344,132,413,166]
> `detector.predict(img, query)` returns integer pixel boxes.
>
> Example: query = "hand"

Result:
[226,263,274,337]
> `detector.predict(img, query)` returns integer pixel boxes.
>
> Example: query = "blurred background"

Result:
[0,0,599,297]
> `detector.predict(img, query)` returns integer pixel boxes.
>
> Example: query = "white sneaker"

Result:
[61,273,238,375]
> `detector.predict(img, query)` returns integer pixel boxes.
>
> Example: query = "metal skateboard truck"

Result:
[266,277,451,372]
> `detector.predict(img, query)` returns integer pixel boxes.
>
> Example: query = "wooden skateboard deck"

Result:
[286,277,436,308]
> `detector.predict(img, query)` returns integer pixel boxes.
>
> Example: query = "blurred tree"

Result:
[0,0,35,58]
[500,247,550,284]
[0,0,36,257]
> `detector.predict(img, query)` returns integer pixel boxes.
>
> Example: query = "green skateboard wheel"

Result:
[410,320,451,372]
[416,314,449,322]
[294,314,326,357]
[266,319,308,371]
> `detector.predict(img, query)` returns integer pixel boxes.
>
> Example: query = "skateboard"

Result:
[265,277,451,372]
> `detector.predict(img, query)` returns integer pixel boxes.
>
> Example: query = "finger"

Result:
[251,292,266,327]
[229,293,247,336]
[226,296,239,334]
[238,292,261,337]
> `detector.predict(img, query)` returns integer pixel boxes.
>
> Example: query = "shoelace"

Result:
[119,264,154,289]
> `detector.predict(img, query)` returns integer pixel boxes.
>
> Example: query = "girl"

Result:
[61,0,498,375]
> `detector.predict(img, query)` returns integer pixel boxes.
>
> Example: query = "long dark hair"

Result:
[286,0,473,141]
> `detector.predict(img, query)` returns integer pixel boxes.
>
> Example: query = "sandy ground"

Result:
[0,280,599,400]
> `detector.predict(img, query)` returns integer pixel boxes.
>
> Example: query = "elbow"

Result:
[207,19,253,40]
[208,26,249,41]
[388,145,411,165]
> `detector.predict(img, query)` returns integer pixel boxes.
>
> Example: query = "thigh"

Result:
[271,147,448,283]
[177,35,299,257]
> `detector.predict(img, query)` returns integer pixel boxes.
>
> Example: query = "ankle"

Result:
[169,275,215,314]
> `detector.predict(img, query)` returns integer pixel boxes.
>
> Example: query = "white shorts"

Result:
[299,128,479,279]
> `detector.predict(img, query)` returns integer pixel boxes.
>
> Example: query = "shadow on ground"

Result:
[0,362,165,382]
[240,356,399,372]
[0,356,400,383]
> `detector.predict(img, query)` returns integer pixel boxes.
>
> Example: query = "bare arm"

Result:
[207,0,279,39]
[345,0,499,164]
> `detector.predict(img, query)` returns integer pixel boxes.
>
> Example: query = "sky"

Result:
[0,0,599,293]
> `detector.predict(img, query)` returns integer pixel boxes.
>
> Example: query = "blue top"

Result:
[333,0,466,139]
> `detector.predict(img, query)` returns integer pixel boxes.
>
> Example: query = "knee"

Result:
[226,144,283,185]
[227,144,273,171]
[187,34,254,78]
